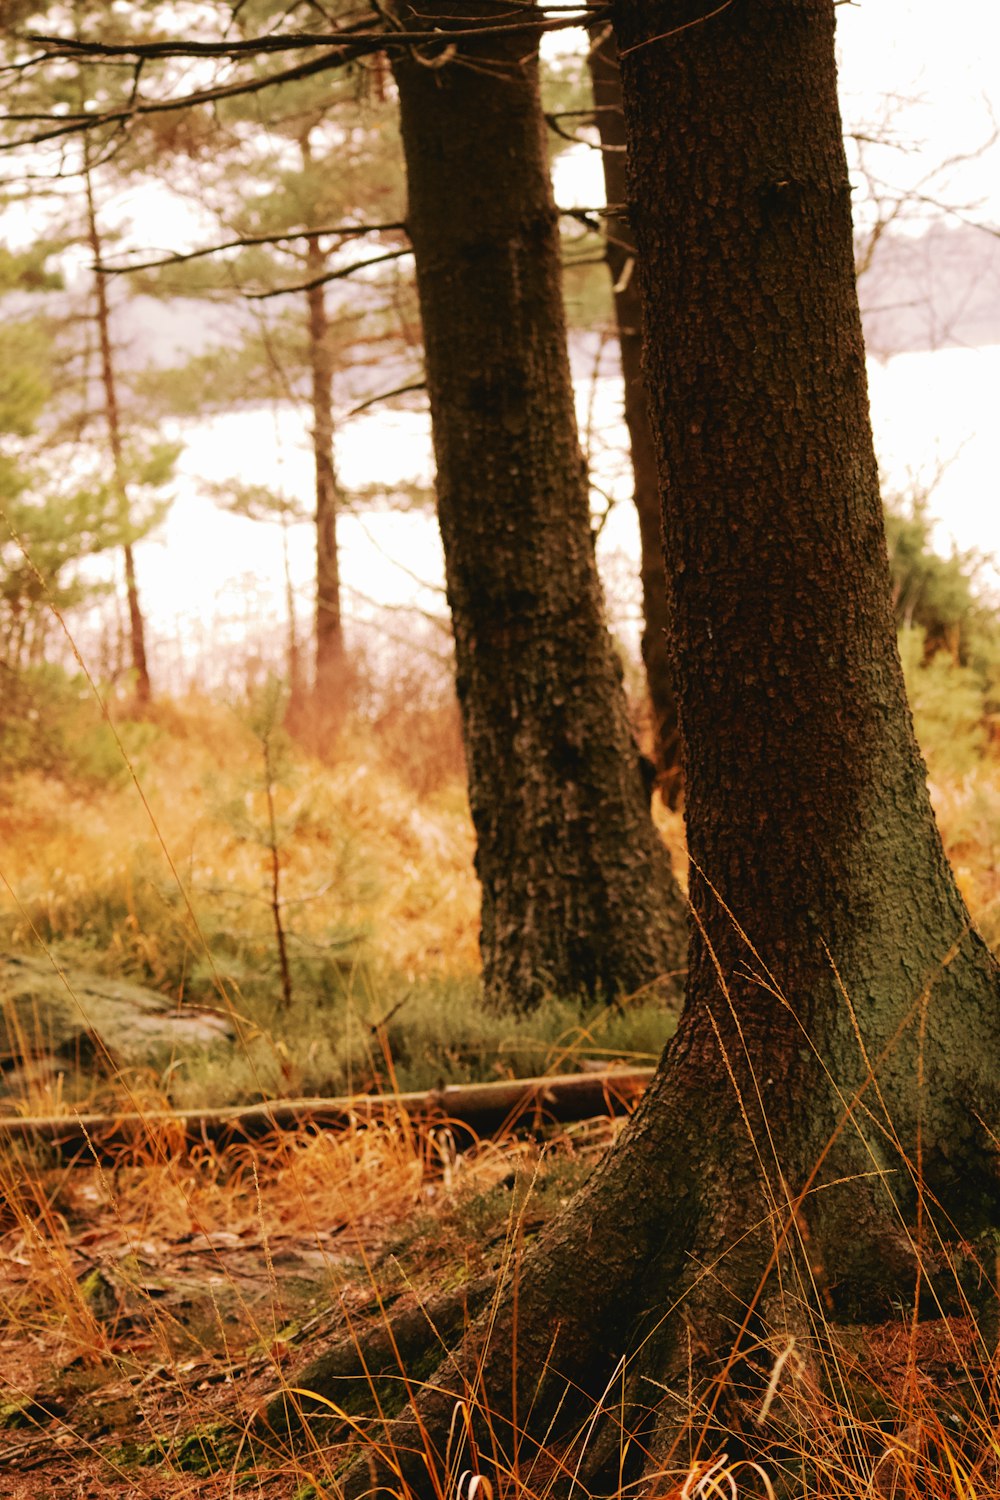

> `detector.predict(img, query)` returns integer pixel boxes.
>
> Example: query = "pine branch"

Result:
[96,221,410,276]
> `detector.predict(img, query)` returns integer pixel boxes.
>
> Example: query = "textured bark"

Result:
[390,1,687,1011]
[318,4,1000,1493]
[614,0,1000,1252]
[262,1274,498,1439]
[588,28,683,806]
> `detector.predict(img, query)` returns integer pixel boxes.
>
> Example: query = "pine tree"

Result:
[390,0,688,1009]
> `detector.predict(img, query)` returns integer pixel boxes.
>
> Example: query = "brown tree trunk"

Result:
[315,3,1000,1493]
[301,188,349,719]
[83,159,151,706]
[389,0,688,1012]
[616,0,1000,1265]
[279,510,305,721]
[588,26,683,805]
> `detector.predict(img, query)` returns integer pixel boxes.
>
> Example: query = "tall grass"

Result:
[4,1093,998,1497]
[0,691,480,996]
[0,690,688,1111]
[1,673,998,1495]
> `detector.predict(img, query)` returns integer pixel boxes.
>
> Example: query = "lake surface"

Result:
[111,338,1000,691]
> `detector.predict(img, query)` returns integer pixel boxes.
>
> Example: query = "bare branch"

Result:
[344,378,427,417]
[96,206,612,280]
[96,221,409,276]
[3,9,611,153]
[18,7,607,62]
[245,245,412,298]
[0,51,356,151]
[21,3,606,59]
[21,24,383,59]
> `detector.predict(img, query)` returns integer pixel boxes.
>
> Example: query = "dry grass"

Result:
[927,767,1000,950]
[0,692,687,1111]
[4,1010,996,1499]
[0,1103,606,1497]
[0,692,480,991]
[1,694,999,1496]
[1,688,994,1018]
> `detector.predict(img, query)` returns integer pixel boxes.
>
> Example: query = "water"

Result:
[866,345,1000,569]
[118,339,1000,688]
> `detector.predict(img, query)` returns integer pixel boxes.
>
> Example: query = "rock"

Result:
[0,952,234,1097]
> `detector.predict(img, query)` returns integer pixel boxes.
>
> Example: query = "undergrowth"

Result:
[0,691,685,1112]
[2,1099,998,1498]
[1,680,997,1110]
[0,682,998,1496]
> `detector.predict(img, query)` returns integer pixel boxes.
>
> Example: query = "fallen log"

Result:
[0,1067,654,1161]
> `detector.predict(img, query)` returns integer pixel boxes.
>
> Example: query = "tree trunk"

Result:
[318,2,1000,1492]
[303,211,349,718]
[83,159,151,706]
[390,0,688,1013]
[588,27,683,806]
[279,509,305,721]
[615,0,1000,1273]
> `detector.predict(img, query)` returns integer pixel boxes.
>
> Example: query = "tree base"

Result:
[262,1209,999,1499]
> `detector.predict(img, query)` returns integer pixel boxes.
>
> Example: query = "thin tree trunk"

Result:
[588,26,682,805]
[301,138,348,719]
[324,3,1000,1492]
[83,157,151,705]
[279,510,305,721]
[262,731,293,1011]
[306,251,347,710]
[390,0,688,1013]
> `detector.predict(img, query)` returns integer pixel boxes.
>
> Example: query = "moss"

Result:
[0,1393,69,1429]
[290,1334,447,1438]
[114,1421,240,1474]
[0,1399,32,1429]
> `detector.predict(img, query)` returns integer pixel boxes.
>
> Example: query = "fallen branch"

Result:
[0,1067,654,1161]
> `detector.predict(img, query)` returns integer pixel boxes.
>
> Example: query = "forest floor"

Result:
[1,1106,993,1500]
[2,695,999,1497]
[1,1112,611,1497]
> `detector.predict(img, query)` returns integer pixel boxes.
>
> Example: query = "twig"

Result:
[95,221,409,275]
[3,12,612,152]
[344,377,426,417]
[245,245,413,299]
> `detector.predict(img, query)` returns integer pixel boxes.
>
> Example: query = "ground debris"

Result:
[1,1113,604,1494]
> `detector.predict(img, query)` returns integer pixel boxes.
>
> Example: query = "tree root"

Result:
[253,945,1000,1500]
[309,1195,1000,1500]
[258,1272,498,1440]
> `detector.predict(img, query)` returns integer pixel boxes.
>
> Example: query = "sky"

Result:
[835,0,1000,227]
